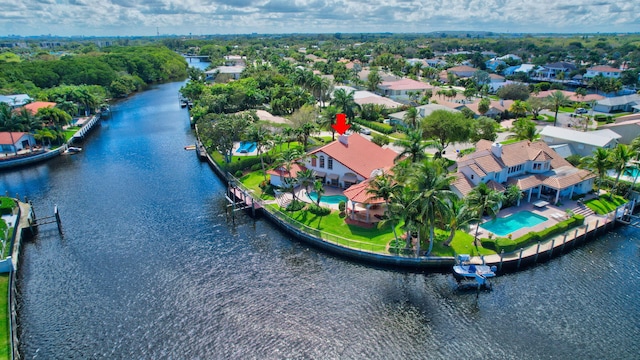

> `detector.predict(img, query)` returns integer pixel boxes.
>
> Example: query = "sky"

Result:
[0,0,639,37]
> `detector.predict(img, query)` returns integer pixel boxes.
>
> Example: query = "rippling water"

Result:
[1,71,638,359]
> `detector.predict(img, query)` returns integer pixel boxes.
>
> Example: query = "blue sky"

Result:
[0,0,638,37]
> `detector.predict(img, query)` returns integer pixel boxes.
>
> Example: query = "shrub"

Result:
[493,215,585,253]
[371,133,391,147]
[308,204,331,216]
[250,163,263,171]
[352,118,394,134]
[234,170,243,178]
[338,201,346,212]
[0,197,14,215]
[286,199,306,212]
[480,238,497,251]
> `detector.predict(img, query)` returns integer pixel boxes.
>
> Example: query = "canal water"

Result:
[1,69,638,358]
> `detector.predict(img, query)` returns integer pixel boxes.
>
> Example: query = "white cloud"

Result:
[0,0,637,36]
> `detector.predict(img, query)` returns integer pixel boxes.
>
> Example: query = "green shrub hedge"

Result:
[0,198,14,216]
[308,204,331,216]
[492,214,585,253]
[352,118,395,134]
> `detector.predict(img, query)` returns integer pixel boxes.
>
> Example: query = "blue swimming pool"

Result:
[480,211,548,237]
[236,141,257,153]
[307,192,347,205]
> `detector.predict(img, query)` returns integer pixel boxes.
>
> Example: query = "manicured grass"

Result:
[612,112,632,118]
[239,171,275,200]
[0,274,9,360]
[500,138,521,145]
[432,230,497,257]
[584,194,627,215]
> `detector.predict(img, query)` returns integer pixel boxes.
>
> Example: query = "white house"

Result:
[584,65,622,79]
[205,66,245,81]
[0,94,32,109]
[539,127,620,157]
[447,65,477,78]
[593,94,640,113]
[452,140,595,205]
[0,132,37,155]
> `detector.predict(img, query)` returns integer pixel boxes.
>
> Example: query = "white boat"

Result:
[64,147,82,155]
[453,254,497,282]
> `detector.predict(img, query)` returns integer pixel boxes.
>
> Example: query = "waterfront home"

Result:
[534,62,577,80]
[205,66,245,82]
[451,140,595,205]
[502,64,539,76]
[268,133,397,190]
[584,65,622,79]
[539,127,620,157]
[0,94,32,109]
[0,132,37,155]
[23,101,56,115]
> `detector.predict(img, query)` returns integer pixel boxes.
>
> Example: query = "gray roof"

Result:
[205,65,245,74]
[0,94,32,107]
[540,126,621,147]
[548,144,574,158]
[596,94,640,107]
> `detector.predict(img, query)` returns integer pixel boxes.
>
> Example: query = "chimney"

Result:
[491,142,502,158]
[339,134,349,145]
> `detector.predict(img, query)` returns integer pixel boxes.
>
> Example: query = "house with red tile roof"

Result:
[452,140,595,204]
[0,132,36,154]
[268,133,397,190]
[377,78,432,99]
[23,101,56,115]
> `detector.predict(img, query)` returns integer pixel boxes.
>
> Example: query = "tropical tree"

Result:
[527,96,546,120]
[510,100,529,119]
[246,124,272,181]
[403,107,420,129]
[387,186,420,251]
[313,179,325,206]
[470,116,499,143]
[546,90,570,127]
[580,147,612,194]
[276,148,304,201]
[421,110,472,157]
[318,105,339,140]
[296,168,316,196]
[610,144,634,194]
[330,88,360,120]
[366,68,382,92]
[393,128,429,163]
[409,159,456,255]
[442,199,475,247]
[478,98,490,116]
[509,118,538,141]
[465,182,504,248]
[367,172,400,243]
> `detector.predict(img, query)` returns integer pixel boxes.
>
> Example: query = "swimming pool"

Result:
[236,141,257,153]
[480,211,548,237]
[307,192,347,205]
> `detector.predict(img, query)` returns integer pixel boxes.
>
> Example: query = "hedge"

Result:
[0,198,14,216]
[352,118,395,134]
[492,214,585,253]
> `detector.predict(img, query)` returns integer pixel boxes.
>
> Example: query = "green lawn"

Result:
[0,274,9,360]
[584,194,627,215]
[239,171,275,200]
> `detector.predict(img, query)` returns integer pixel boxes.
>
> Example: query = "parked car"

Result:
[575,108,587,114]
[360,127,372,135]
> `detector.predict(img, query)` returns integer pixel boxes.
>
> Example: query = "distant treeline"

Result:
[0,45,188,98]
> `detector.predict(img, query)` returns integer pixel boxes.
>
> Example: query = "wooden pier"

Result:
[225,181,262,220]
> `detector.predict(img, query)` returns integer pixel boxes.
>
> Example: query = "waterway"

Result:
[1,65,639,359]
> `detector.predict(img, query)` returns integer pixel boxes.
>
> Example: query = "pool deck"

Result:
[472,194,601,240]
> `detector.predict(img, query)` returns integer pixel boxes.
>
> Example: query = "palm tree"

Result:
[367,172,400,243]
[313,180,325,206]
[403,107,419,129]
[610,144,634,195]
[246,124,272,181]
[580,147,612,194]
[318,105,339,140]
[388,186,420,251]
[393,129,428,163]
[466,183,504,248]
[509,100,529,119]
[409,160,457,256]
[296,168,315,197]
[546,90,570,127]
[509,118,538,141]
[276,148,303,201]
[330,88,359,120]
[282,127,294,149]
[442,199,475,247]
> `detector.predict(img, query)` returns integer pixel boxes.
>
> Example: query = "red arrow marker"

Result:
[332,113,351,135]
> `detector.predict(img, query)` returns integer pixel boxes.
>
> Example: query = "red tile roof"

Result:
[23,101,56,115]
[0,132,28,145]
[266,163,307,179]
[379,78,431,91]
[309,134,398,178]
[343,180,385,204]
[588,65,621,73]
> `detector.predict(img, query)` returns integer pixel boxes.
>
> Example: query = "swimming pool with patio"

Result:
[307,192,347,205]
[480,211,548,237]
[236,141,257,154]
